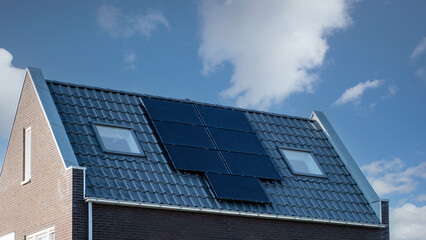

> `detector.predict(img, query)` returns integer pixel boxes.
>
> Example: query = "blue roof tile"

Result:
[46,80,380,224]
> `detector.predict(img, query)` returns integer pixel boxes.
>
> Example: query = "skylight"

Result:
[93,124,143,156]
[280,149,324,177]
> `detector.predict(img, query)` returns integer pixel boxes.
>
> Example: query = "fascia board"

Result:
[27,67,79,168]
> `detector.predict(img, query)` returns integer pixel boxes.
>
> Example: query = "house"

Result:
[0,68,389,240]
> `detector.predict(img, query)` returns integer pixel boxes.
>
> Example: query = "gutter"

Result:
[85,197,385,228]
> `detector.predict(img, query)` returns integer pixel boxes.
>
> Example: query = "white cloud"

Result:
[333,79,384,106]
[198,0,351,109]
[368,178,415,196]
[97,4,169,39]
[391,203,426,240]
[411,37,426,60]
[382,85,398,100]
[124,51,137,70]
[0,49,25,139]
[388,85,398,95]
[361,158,426,196]
[361,158,404,175]
[124,51,136,63]
[416,67,426,81]
[415,194,426,202]
[411,38,426,82]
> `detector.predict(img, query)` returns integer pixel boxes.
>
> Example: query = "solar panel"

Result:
[142,97,202,125]
[141,99,274,204]
[208,128,267,155]
[164,145,229,174]
[221,152,281,180]
[205,173,269,203]
[196,105,254,132]
[153,121,215,148]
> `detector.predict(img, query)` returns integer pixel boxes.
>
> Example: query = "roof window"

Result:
[280,148,324,177]
[93,124,144,156]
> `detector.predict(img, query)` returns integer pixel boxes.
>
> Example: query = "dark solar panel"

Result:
[205,173,269,203]
[142,97,202,125]
[164,145,229,174]
[153,121,214,148]
[196,105,254,132]
[208,128,267,155]
[142,99,275,204]
[221,152,281,180]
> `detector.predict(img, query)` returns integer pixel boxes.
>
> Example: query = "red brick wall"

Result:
[92,204,383,240]
[0,72,85,239]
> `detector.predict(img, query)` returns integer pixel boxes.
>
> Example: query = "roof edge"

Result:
[85,197,384,228]
[27,67,79,168]
[46,79,313,122]
[310,111,382,221]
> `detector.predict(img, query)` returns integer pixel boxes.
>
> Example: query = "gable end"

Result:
[311,111,383,221]
[26,67,79,169]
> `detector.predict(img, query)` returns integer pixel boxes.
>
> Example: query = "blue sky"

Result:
[1,1,425,238]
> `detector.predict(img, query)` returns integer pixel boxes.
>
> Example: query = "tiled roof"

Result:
[46,80,380,224]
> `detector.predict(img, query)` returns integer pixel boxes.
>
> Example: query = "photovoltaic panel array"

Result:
[141,96,281,203]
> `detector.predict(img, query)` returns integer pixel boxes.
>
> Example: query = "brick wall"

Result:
[381,200,390,240]
[92,204,382,240]
[71,168,87,240]
[0,72,85,239]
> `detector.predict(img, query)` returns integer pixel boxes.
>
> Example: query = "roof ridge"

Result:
[46,79,314,121]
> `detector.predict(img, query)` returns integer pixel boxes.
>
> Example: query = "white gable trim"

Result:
[310,111,382,221]
[27,67,79,169]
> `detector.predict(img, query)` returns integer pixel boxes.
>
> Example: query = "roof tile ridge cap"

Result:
[46,79,143,98]
[246,110,314,121]
[47,79,313,121]
[57,105,137,115]
[54,93,141,106]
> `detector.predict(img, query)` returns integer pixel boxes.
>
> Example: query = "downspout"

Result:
[88,202,92,240]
